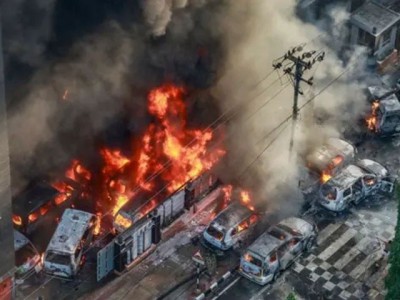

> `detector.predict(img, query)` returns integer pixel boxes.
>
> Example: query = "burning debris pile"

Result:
[51,84,225,233]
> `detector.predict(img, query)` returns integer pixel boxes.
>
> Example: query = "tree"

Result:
[385,184,400,300]
[286,292,296,300]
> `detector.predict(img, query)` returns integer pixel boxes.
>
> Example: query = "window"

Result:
[277,242,290,257]
[343,188,352,198]
[358,29,375,50]
[206,226,224,240]
[45,251,70,265]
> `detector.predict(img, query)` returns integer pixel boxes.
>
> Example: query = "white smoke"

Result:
[210,0,369,215]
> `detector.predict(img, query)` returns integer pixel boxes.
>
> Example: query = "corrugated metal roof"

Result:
[46,209,94,255]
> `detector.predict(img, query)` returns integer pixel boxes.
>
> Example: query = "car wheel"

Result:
[273,270,281,282]
[305,236,316,252]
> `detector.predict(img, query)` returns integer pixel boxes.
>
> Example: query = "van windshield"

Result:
[16,243,36,267]
[46,251,70,265]
[206,225,224,240]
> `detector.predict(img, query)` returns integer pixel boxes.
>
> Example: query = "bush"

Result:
[286,292,296,300]
[385,184,400,300]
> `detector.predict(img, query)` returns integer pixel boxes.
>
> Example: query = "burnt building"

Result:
[0,19,16,300]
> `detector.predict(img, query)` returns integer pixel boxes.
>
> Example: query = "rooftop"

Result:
[213,202,253,230]
[329,164,365,189]
[351,1,400,36]
[46,209,94,255]
[248,228,287,258]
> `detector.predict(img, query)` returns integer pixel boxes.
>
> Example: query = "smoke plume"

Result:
[210,0,369,216]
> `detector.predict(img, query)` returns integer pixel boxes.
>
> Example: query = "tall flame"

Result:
[366,101,379,132]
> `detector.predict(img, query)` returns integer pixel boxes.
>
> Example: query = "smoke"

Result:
[210,0,369,215]
[6,0,226,192]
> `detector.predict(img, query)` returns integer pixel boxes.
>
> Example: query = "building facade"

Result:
[0,17,16,300]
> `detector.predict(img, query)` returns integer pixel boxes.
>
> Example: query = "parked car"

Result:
[14,230,41,280]
[239,217,317,285]
[12,181,71,234]
[43,209,96,279]
[202,202,258,254]
[319,159,396,212]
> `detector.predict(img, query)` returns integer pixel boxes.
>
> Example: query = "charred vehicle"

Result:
[43,209,96,279]
[239,217,317,285]
[202,202,258,254]
[12,182,71,234]
[306,137,356,182]
[14,230,41,281]
[365,86,400,136]
[319,159,395,212]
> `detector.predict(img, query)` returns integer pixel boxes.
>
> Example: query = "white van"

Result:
[239,217,317,285]
[319,159,395,212]
[202,202,258,254]
[43,209,96,279]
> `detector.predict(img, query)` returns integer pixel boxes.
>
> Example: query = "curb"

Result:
[194,269,235,300]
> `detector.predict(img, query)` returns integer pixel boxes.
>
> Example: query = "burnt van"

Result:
[239,217,317,285]
[306,137,356,179]
[319,159,395,212]
[14,230,41,281]
[43,209,96,279]
[202,202,258,254]
[12,182,71,234]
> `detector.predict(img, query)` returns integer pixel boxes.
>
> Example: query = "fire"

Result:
[222,185,233,207]
[239,189,255,211]
[62,89,69,101]
[53,83,224,235]
[331,155,343,167]
[65,160,91,182]
[101,149,130,174]
[12,215,22,226]
[94,213,101,235]
[114,213,133,229]
[244,253,251,262]
[366,101,379,132]
[321,170,332,183]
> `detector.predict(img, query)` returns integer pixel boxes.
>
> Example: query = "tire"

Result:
[273,270,281,282]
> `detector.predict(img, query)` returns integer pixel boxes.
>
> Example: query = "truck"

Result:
[43,209,96,279]
[239,217,317,285]
[318,159,395,212]
[201,202,258,254]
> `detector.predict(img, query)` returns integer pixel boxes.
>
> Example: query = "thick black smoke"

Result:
[2,0,227,192]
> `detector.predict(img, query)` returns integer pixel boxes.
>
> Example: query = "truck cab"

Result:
[319,159,395,212]
[202,202,258,253]
[239,217,317,285]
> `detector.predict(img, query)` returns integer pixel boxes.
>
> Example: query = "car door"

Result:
[352,178,363,203]
[277,242,292,270]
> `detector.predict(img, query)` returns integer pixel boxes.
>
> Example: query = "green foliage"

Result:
[286,292,296,300]
[386,184,400,300]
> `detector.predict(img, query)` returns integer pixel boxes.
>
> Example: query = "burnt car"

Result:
[12,182,70,234]
[43,209,96,279]
[239,217,317,285]
[202,202,258,254]
[14,230,41,281]
[366,86,400,136]
[318,159,395,212]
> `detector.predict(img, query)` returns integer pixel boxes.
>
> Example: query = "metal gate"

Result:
[97,239,115,282]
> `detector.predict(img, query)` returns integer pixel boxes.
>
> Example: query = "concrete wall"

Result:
[0,18,16,282]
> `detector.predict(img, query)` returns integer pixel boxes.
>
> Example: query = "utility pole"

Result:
[273,45,325,156]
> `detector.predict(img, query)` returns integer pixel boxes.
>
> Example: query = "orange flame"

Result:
[222,185,233,208]
[65,160,91,182]
[94,213,101,235]
[321,170,332,183]
[114,213,132,229]
[366,101,379,132]
[101,149,130,174]
[12,215,22,226]
[239,189,255,211]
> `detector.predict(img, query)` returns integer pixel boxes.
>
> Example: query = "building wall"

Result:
[0,17,16,287]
